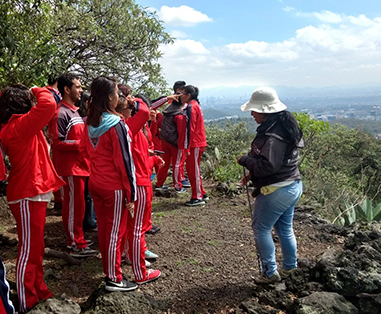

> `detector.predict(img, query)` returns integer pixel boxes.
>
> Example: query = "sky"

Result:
[136,0,381,90]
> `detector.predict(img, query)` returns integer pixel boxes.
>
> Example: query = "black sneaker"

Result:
[70,246,98,258]
[146,225,161,235]
[202,194,210,202]
[185,199,205,206]
[154,185,169,191]
[105,277,138,292]
[181,179,191,188]
[67,240,94,250]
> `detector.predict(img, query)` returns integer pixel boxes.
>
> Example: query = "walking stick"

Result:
[242,167,262,275]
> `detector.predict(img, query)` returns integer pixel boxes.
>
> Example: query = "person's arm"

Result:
[78,125,90,160]
[14,87,56,139]
[50,109,81,151]
[112,123,136,203]
[151,95,180,111]
[238,137,288,177]
[126,98,150,136]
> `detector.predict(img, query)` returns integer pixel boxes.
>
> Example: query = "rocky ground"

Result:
[1,181,380,313]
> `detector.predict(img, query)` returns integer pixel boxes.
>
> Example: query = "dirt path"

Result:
[0,182,342,313]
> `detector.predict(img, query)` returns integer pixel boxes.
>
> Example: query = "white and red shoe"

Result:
[136,269,161,284]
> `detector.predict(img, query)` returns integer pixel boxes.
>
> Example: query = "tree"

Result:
[0,0,172,95]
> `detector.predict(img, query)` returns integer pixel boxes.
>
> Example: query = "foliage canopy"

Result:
[0,0,172,95]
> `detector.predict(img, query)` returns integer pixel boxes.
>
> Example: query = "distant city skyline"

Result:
[136,0,381,89]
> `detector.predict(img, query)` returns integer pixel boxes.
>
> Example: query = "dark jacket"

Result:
[160,102,183,147]
[238,116,303,188]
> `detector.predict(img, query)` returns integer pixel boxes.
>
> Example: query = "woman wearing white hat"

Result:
[237,87,303,284]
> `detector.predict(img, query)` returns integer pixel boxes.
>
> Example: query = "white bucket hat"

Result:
[241,87,287,113]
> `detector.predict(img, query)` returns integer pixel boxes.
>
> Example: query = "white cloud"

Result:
[158,5,212,27]
[170,30,188,39]
[284,7,342,24]
[159,11,381,88]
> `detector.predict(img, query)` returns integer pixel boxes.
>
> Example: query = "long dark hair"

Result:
[0,84,34,124]
[265,111,303,147]
[86,76,121,127]
[77,91,90,118]
[183,85,200,104]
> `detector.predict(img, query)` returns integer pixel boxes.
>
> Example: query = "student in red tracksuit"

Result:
[181,85,209,206]
[154,98,186,192]
[79,76,138,292]
[0,85,65,313]
[50,72,97,257]
[116,87,162,284]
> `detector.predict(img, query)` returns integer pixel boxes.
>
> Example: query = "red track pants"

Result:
[62,176,87,249]
[156,141,183,190]
[89,181,128,282]
[9,201,52,313]
[127,186,152,281]
[186,147,206,200]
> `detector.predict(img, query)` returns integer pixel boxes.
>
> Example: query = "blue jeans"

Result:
[252,180,303,277]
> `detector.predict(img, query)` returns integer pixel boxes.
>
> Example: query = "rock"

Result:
[4,262,15,273]
[82,287,165,314]
[357,293,381,314]
[239,299,279,314]
[292,291,359,314]
[322,266,381,297]
[28,297,81,314]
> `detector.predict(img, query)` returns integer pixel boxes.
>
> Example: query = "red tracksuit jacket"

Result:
[0,88,64,201]
[126,99,151,187]
[80,118,137,203]
[50,100,90,177]
[183,100,207,149]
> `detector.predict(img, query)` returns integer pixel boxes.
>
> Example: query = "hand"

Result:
[126,201,134,213]
[157,156,165,168]
[150,109,157,122]
[148,149,155,156]
[126,95,135,106]
[167,94,180,101]
[240,172,251,186]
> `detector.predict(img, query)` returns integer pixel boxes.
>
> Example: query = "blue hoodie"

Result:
[88,112,121,138]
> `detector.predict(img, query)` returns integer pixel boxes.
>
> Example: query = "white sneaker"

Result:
[145,250,158,259]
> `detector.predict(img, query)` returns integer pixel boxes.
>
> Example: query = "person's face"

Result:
[67,78,83,103]
[251,111,265,124]
[109,85,119,109]
[180,91,191,104]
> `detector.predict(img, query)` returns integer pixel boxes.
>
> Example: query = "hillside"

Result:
[1,181,380,313]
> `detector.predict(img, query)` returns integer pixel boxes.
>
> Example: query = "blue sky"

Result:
[136,0,381,89]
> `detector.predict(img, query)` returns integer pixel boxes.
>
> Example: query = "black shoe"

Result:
[146,225,161,235]
[185,199,205,206]
[70,246,98,258]
[105,277,138,292]
[202,194,210,202]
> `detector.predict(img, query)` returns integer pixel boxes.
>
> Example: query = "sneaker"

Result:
[136,269,161,284]
[146,224,161,235]
[67,240,94,250]
[185,199,205,206]
[145,250,158,260]
[154,185,169,191]
[254,271,281,284]
[181,179,191,188]
[105,277,138,292]
[202,194,210,202]
[279,268,297,279]
[70,246,98,258]
[175,187,187,193]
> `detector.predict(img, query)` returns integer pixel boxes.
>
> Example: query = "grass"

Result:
[207,240,218,246]
[201,267,213,272]
[182,226,193,234]
[188,258,200,265]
